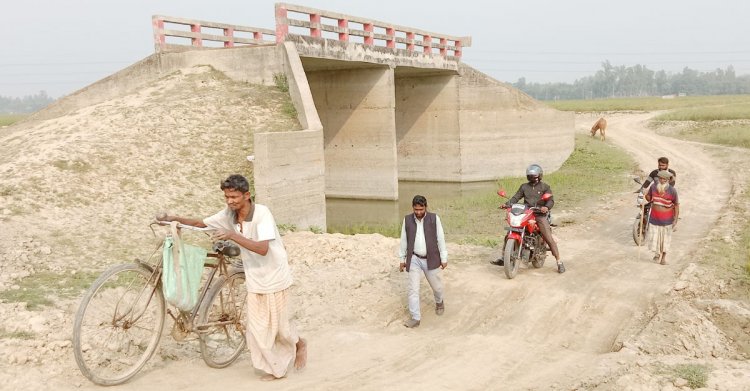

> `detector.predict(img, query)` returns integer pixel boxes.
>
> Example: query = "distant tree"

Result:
[515,62,750,100]
[0,91,55,114]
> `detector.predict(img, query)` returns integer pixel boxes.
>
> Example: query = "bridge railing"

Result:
[275,3,471,59]
[152,15,276,52]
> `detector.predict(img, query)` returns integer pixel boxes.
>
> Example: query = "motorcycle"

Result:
[497,190,552,279]
[632,177,651,246]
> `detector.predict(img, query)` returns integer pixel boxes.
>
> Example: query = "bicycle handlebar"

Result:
[152,220,215,232]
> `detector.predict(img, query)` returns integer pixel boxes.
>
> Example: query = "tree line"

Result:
[513,61,750,101]
[3,63,749,112]
[0,91,55,114]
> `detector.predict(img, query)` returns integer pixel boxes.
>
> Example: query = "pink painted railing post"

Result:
[338,18,348,42]
[191,23,202,47]
[364,23,373,45]
[455,40,462,58]
[310,13,321,38]
[423,35,431,54]
[224,27,234,48]
[386,27,395,48]
[254,31,263,40]
[275,5,289,43]
[406,32,415,52]
[152,16,165,52]
[440,38,447,57]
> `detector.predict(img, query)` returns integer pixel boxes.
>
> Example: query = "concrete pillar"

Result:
[395,73,461,181]
[254,129,326,230]
[306,66,398,200]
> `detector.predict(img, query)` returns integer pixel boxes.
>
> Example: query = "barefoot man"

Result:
[158,174,306,380]
[645,170,680,265]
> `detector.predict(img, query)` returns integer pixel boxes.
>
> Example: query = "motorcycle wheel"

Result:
[632,215,645,246]
[503,238,520,279]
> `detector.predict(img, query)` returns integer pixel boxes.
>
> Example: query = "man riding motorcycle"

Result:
[491,164,566,274]
[640,156,676,192]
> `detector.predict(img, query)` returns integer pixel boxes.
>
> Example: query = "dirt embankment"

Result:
[0,69,749,390]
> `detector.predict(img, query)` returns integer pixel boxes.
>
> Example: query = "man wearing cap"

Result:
[645,170,680,265]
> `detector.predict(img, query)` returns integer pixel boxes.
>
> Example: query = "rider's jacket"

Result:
[506,181,554,214]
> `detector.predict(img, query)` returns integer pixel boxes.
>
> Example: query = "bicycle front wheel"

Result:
[73,263,165,386]
[198,270,247,368]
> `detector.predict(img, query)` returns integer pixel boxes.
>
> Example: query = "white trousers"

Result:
[407,255,444,321]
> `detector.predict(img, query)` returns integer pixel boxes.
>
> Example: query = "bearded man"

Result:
[645,170,680,265]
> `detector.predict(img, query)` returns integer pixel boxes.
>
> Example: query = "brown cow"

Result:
[590,117,607,141]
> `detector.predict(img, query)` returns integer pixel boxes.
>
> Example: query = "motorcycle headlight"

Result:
[509,214,524,226]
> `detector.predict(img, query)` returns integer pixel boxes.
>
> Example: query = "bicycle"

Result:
[72,221,248,386]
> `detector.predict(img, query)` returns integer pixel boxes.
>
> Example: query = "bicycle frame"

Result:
[73,221,247,386]
[138,235,236,337]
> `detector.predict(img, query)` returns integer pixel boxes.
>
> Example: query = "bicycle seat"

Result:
[212,240,241,257]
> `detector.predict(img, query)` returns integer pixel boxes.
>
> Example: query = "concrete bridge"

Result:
[40,3,574,230]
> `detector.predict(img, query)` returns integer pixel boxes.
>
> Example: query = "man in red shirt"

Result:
[645,170,680,265]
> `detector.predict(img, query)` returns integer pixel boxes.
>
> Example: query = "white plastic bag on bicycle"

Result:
[161,221,207,311]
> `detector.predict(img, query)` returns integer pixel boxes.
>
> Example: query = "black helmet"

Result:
[526,164,543,182]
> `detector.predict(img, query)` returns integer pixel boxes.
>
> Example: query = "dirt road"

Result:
[3,112,748,390]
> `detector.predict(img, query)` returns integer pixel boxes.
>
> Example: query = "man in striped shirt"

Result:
[645,170,680,265]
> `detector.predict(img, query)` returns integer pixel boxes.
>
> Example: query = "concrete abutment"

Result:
[29,35,573,232]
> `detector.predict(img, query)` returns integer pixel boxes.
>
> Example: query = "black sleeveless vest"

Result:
[404,212,441,271]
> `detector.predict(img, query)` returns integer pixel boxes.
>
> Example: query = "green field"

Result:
[434,134,634,246]
[545,94,750,114]
[549,95,750,149]
[333,133,635,248]
[339,95,750,278]
[0,114,26,126]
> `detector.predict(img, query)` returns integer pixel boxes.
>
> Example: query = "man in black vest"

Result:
[399,195,448,328]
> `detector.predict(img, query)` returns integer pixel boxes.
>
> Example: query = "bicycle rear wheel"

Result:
[198,270,247,368]
[73,263,165,386]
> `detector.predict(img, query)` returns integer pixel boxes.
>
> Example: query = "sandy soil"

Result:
[1,71,749,390]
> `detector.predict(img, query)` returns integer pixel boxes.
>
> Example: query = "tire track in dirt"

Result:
[43,112,735,390]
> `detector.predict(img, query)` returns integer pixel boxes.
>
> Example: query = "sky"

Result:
[2,0,749,98]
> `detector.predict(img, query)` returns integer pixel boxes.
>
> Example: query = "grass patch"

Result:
[325,134,634,245]
[0,270,99,310]
[277,223,297,235]
[273,73,289,93]
[51,159,93,173]
[547,95,750,113]
[433,134,633,245]
[0,184,17,197]
[0,328,35,340]
[282,100,298,119]
[672,363,710,389]
[700,188,750,281]
[0,114,26,127]
[654,102,750,121]
[271,73,298,120]
[334,222,402,238]
[655,121,750,149]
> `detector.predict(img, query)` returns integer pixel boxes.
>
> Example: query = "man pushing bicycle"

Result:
[158,174,307,381]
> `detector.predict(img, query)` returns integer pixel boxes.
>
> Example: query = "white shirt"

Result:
[203,204,293,294]
[399,214,448,264]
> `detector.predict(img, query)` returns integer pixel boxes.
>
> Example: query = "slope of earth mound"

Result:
[0,65,300,288]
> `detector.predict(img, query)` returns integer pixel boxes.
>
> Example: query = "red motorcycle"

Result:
[632,177,651,246]
[497,190,552,279]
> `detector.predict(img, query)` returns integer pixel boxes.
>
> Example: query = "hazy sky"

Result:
[2,0,749,98]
